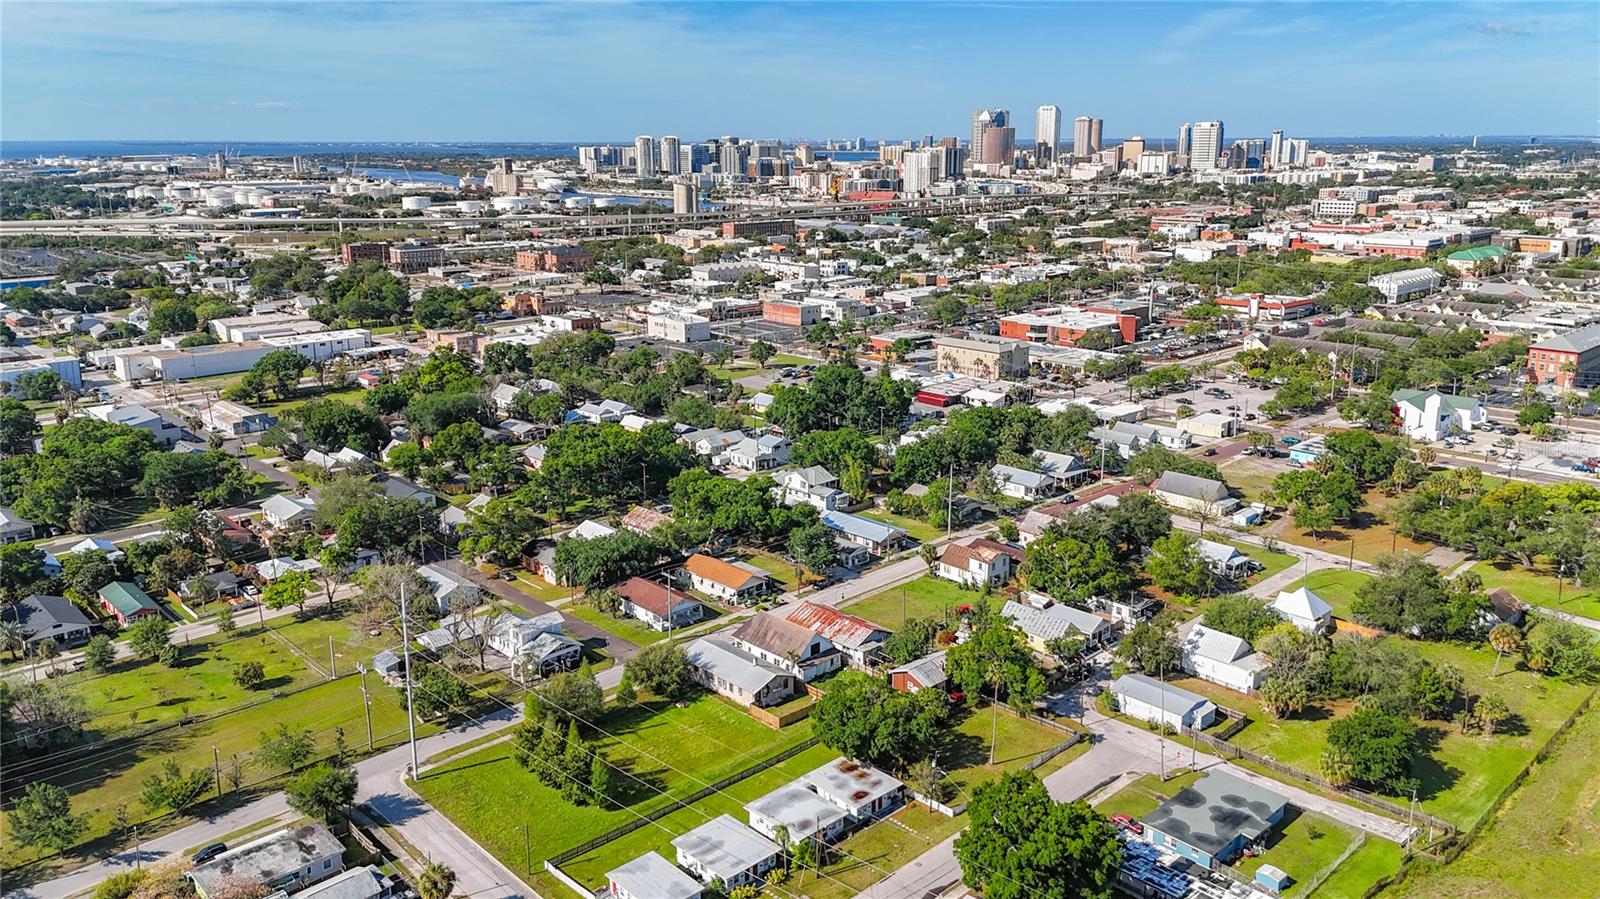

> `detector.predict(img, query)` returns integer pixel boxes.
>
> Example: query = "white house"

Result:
[1111,672,1219,730]
[744,784,850,844]
[1391,389,1487,442]
[1177,621,1268,693]
[616,576,704,631]
[935,538,1023,587]
[1151,471,1239,516]
[729,611,843,682]
[0,507,36,544]
[85,403,183,447]
[1369,267,1443,301]
[683,553,770,603]
[260,494,318,530]
[1196,539,1259,580]
[1272,586,1334,634]
[723,434,791,470]
[685,636,800,707]
[569,399,635,424]
[990,463,1057,501]
[780,466,849,511]
[672,815,781,889]
[1031,449,1091,488]
[821,510,906,556]
[797,757,906,820]
[417,564,480,613]
[1002,598,1114,651]
[607,852,703,899]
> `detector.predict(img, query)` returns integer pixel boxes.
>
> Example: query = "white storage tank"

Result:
[592,196,617,208]
[401,196,433,211]
[457,200,485,214]
[562,196,592,210]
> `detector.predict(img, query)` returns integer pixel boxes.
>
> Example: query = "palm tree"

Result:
[1319,746,1353,788]
[418,862,456,899]
[0,620,24,660]
[1415,446,1437,468]
[1488,623,1524,678]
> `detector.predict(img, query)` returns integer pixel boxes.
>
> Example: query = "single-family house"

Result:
[888,649,948,693]
[1110,672,1219,730]
[520,444,548,469]
[4,595,93,649]
[1196,538,1258,580]
[821,510,907,556]
[620,505,673,536]
[724,434,791,470]
[187,823,345,899]
[1391,388,1487,442]
[729,611,844,682]
[288,865,401,899]
[261,494,318,530]
[607,852,703,899]
[685,636,800,707]
[65,536,124,560]
[780,466,849,511]
[683,428,746,458]
[1088,425,1144,459]
[1151,471,1239,516]
[569,399,635,424]
[672,814,781,889]
[1002,599,1113,652]
[683,553,770,604]
[1018,502,1074,545]
[570,519,618,541]
[1486,587,1528,627]
[797,757,906,821]
[781,601,890,669]
[256,556,321,581]
[1142,771,1287,870]
[935,538,1023,587]
[378,476,437,507]
[98,581,160,625]
[85,403,184,447]
[417,564,480,613]
[745,784,850,844]
[617,577,705,631]
[1177,621,1268,693]
[1272,586,1334,634]
[1031,450,1091,487]
[0,507,38,544]
[990,463,1057,501]
[1288,435,1327,467]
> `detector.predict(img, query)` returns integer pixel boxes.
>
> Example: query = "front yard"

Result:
[563,603,673,647]
[1470,557,1600,621]
[1278,569,1373,621]
[843,574,981,629]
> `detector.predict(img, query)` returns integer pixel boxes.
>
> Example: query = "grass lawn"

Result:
[0,612,427,871]
[563,603,672,647]
[1278,569,1373,621]
[415,694,814,881]
[859,509,944,544]
[1263,484,1441,565]
[843,575,979,629]
[1224,539,1300,584]
[741,550,805,592]
[939,708,1086,804]
[1097,771,1365,897]
[256,385,367,414]
[1470,557,1600,621]
[1219,458,1279,504]
[1313,837,1401,897]
[1381,698,1600,898]
[510,571,575,604]
[1171,620,1592,830]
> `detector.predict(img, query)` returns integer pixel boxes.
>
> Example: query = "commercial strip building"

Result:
[998,309,1137,347]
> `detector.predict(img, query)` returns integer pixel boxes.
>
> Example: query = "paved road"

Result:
[6,707,528,899]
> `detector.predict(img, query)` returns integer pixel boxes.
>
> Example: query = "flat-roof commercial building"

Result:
[516,245,595,273]
[1528,323,1600,390]
[388,242,445,273]
[933,334,1030,378]
[647,312,712,343]
[998,309,1135,346]
[210,313,327,343]
[1216,293,1318,321]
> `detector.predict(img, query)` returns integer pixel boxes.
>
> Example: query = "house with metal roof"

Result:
[1111,672,1219,730]
[780,465,849,511]
[417,563,480,613]
[1141,771,1288,870]
[888,649,948,694]
[1002,598,1113,651]
[821,510,907,556]
[1272,586,1334,634]
[797,757,906,820]
[730,611,843,682]
[683,553,771,604]
[97,581,161,625]
[780,600,890,668]
[1196,538,1258,580]
[1151,470,1239,516]
[724,434,792,471]
[990,463,1057,501]
[671,814,782,889]
[607,851,703,899]
[261,494,318,530]
[1031,449,1091,487]
[1177,621,1268,693]
[1391,388,1487,442]
[684,636,800,707]
[0,506,37,544]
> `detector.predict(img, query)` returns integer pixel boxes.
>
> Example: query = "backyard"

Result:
[1278,569,1373,621]
[1470,558,1600,621]
[859,509,946,544]
[0,610,427,874]
[415,693,815,887]
[843,574,981,630]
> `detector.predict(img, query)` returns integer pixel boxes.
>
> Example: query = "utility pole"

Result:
[357,663,374,749]
[1158,660,1167,780]
[213,746,222,798]
[328,634,336,677]
[946,463,955,540]
[399,581,419,780]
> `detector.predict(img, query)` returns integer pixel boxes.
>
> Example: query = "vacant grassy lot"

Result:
[859,509,944,544]
[510,571,573,604]
[255,385,368,414]
[1,613,424,870]
[1171,624,1592,829]
[940,708,1085,803]
[415,694,813,881]
[562,603,672,647]
[1382,698,1600,898]
[741,551,805,591]
[1279,568,1373,621]
[844,575,979,629]
[1471,558,1600,621]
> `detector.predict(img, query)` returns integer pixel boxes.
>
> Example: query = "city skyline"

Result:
[3,1,1595,142]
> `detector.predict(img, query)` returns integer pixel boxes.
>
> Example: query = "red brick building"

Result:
[764,300,819,327]
[515,245,595,273]
[341,242,390,265]
[1527,324,1600,389]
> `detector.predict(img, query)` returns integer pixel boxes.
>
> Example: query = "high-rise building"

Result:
[979,127,1015,167]
[672,180,699,214]
[1268,130,1284,169]
[1035,105,1061,162]
[214,151,226,174]
[1189,121,1224,171]
[902,148,941,196]
[1072,116,1093,158]
[1288,138,1309,167]
[718,142,746,176]
[1089,118,1103,154]
[1120,136,1145,168]
[660,136,681,175]
[752,140,782,159]
[1177,122,1193,159]
[488,156,520,193]
[971,108,1010,161]
[634,135,657,178]
[794,144,816,166]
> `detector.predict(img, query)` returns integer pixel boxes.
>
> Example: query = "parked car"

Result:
[1574,464,1595,474]
[1203,447,1218,456]
[1111,814,1144,834]
[193,843,228,863]
[1225,404,1241,411]
[1175,398,1194,406]
[1282,436,1301,446]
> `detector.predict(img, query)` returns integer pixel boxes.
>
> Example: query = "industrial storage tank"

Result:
[457,200,485,213]
[591,196,618,208]
[401,196,433,211]
[562,196,593,210]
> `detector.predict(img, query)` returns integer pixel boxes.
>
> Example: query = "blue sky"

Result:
[3,1,1595,142]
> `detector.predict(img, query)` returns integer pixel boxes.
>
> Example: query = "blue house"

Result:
[1287,435,1326,468]
[1140,771,1287,869]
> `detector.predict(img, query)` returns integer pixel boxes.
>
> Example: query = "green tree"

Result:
[5,782,88,852]
[953,770,1121,899]
[786,520,838,577]
[1145,532,1212,598]
[285,761,358,825]
[82,634,116,672]
[810,670,948,768]
[1203,595,1284,644]
[627,642,695,700]
[418,862,457,899]
[749,340,776,367]
[531,664,604,725]
[411,665,472,720]
[945,602,1046,711]
[1117,612,1182,674]
[126,615,172,659]
[262,568,314,616]
[256,723,316,773]
[139,759,213,813]
[233,660,267,690]
[1326,707,1418,794]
